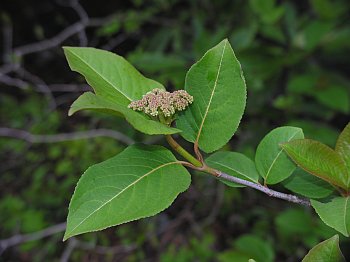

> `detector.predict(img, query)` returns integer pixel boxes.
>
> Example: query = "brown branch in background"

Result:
[60,237,137,262]
[0,127,134,145]
[0,74,29,89]
[0,222,67,254]
[66,0,89,46]
[16,68,57,110]
[1,13,13,64]
[0,222,136,259]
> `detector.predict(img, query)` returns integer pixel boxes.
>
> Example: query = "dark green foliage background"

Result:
[1,0,349,260]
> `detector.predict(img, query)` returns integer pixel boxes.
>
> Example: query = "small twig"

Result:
[215,170,311,206]
[0,127,134,145]
[74,240,137,255]
[69,0,88,46]
[16,68,57,110]
[0,222,66,254]
[102,34,128,51]
[60,238,78,262]
[13,22,85,56]
[2,13,13,64]
[0,74,29,89]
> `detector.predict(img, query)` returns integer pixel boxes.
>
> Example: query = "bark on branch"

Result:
[216,171,311,206]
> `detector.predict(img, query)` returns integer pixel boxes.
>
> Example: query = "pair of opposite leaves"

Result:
[65,39,246,153]
[63,39,247,240]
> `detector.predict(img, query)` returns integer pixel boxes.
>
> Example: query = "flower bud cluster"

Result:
[128,88,193,117]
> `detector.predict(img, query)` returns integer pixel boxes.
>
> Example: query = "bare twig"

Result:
[102,34,128,51]
[1,13,13,64]
[74,240,137,255]
[16,68,57,110]
[0,127,134,145]
[11,13,112,57]
[60,237,137,261]
[68,0,88,46]
[0,222,66,254]
[215,170,311,206]
[0,74,29,89]
[60,238,78,262]
[13,22,85,56]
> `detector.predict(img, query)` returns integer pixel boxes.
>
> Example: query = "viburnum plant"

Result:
[63,39,349,259]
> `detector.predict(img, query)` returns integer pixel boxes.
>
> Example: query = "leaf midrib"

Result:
[343,197,349,236]
[67,161,180,236]
[68,49,133,102]
[195,40,227,144]
[286,145,347,189]
[264,130,301,183]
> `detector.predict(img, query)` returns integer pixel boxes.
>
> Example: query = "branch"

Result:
[0,222,66,254]
[1,13,13,64]
[215,170,311,206]
[0,127,134,145]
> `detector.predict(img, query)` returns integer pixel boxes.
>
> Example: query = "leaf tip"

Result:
[62,230,70,242]
[68,108,75,116]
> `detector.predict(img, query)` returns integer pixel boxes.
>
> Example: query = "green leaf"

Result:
[176,39,246,153]
[218,251,252,262]
[311,196,350,237]
[275,208,314,237]
[234,234,275,262]
[283,168,334,199]
[281,139,349,190]
[64,144,191,240]
[206,151,259,187]
[255,126,304,184]
[335,123,350,174]
[63,47,164,105]
[302,235,345,262]
[69,92,180,135]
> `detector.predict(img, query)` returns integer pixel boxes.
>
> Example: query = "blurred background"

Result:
[0,0,349,261]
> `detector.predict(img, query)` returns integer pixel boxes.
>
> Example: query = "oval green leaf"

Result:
[63,47,164,105]
[311,196,350,237]
[69,92,180,135]
[255,126,304,184]
[283,168,334,199]
[206,151,259,187]
[176,39,247,153]
[64,144,191,240]
[281,139,349,190]
[302,235,345,262]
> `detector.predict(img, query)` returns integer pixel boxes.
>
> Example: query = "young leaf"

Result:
[282,168,334,199]
[206,151,259,187]
[302,235,345,262]
[64,144,191,240]
[335,122,350,174]
[311,196,350,237]
[69,92,180,135]
[176,39,246,153]
[63,47,164,105]
[281,139,349,190]
[234,234,275,262]
[255,126,304,184]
